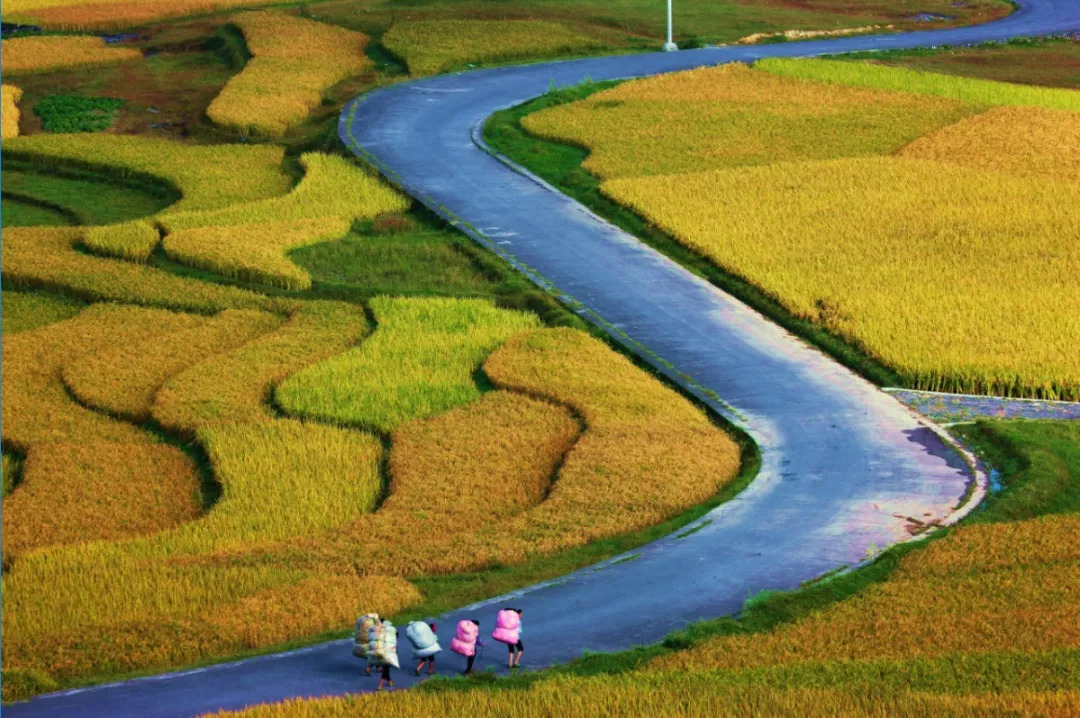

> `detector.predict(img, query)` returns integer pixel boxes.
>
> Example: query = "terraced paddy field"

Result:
[498,58,1080,400]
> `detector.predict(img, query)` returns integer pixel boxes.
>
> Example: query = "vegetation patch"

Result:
[382,19,603,76]
[0,35,140,74]
[206,12,373,137]
[2,84,23,138]
[33,93,124,133]
[0,289,85,334]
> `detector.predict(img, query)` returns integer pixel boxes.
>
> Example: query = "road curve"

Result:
[10,3,1080,716]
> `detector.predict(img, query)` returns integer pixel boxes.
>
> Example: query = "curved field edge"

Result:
[483,71,1079,399]
[214,418,1080,712]
[0,430,760,703]
[481,81,902,389]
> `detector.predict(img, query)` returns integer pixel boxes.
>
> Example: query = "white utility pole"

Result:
[663,0,679,51]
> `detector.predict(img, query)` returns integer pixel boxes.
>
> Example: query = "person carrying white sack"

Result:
[406,621,442,676]
[370,619,399,691]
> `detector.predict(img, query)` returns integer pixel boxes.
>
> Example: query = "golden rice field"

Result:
[1,0,272,30]
[0,290,83,335]
[528,62,1080,399]
[206,12,373,137]
[0,35,141,74]
[382,20,602,76]
[2,84,22,139]
[220,682,1080,718]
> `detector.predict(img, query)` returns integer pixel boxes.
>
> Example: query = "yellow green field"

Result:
[523,61,1080,399]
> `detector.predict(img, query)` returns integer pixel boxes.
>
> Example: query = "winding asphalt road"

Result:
[10,2,1080,715]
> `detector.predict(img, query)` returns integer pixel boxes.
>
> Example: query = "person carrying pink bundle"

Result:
[491,608,523,668]
[450,619,484,675]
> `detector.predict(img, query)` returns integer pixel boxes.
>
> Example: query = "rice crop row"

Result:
[522,64,976,179]
[2,84,22,139]
[757,58,1080,112]
[3,0,273,31]
[82,219,161,262]
[63,309,283,422]
[162,218,350,291]
[382,19,602,77]
[153,300,370,434]
[602,157,1080,399]
[1,35,141,75]
[2,442,201,556]
[1,227,295,315]
[159,153,408,231]
[206,11,373,137]
[276,296,540,433]
[218,682,1080,717]
[899,105,1080,182]
[5,134,291,216]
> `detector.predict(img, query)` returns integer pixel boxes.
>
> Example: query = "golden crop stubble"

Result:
[206,11,373,137]
[63,309,283,422]
[602,158,1080,400]
[276,296,540,433]
[2,84,23,139]
[2,442,201,556]
[162,217,350,291]
[522,63,976,179]
[381,19,602,76]
[1,226,295,314]
[899,105,1080,182]
[0,35,140,74]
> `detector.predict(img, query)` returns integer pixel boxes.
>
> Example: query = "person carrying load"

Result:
[370,619,399,691]
[492,608,524,669]
[353,613,380,676]
[450,619,483,675]
[406,621,442,676]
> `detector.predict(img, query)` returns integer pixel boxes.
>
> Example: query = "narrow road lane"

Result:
[9,2,1080,715]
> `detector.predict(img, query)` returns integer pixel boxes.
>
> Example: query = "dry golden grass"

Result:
[523,63,974,179]
[5,135,290,215]
[277,296,541,433]
[153,300,369,434]
[899,105,1080,182]
[63,309,282,422]
[82,220,160,262]
[206,11,372,137]
[2,84,23,139]
[2,442,201,556]
[603,158,1080,399]
[382,19,602,76]
[1,226,294,314]
[162,218,350,291]
[215,680,1080,717]
[0,35,141,74]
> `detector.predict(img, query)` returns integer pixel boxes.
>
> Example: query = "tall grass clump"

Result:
[82,219,160,262]
[206,11,373,137]
[382,20,602,76]
[757,58,1080,111]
